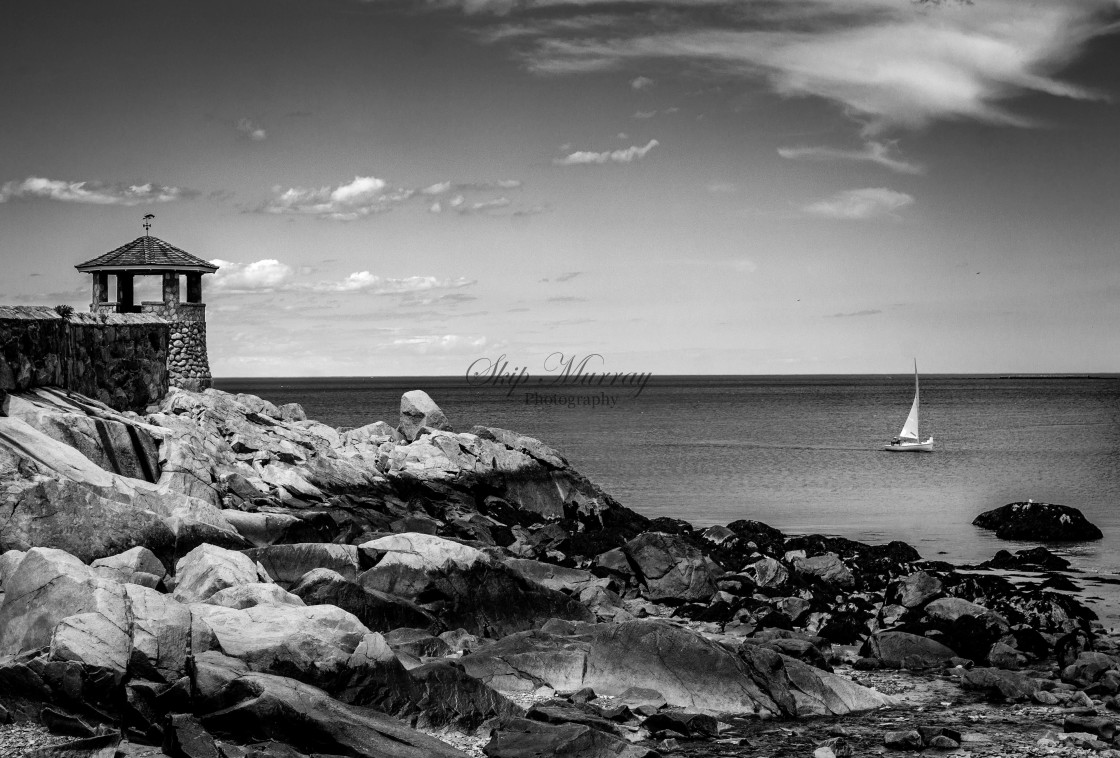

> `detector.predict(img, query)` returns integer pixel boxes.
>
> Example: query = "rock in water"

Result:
[973,502,1102,541]
[398,390,452,442]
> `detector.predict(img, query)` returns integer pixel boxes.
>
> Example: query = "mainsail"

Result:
[897,361,920,440]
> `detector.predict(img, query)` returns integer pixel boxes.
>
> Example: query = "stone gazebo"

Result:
[75,227,218,391]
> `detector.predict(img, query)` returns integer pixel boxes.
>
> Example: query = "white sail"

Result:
[897,360,920,440]
[898,395,920,440]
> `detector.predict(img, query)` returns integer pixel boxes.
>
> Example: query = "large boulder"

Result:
[923,597,1010,660]
[245,543,360,586]
[291,568,439,633]
[0,548,129,656]
[862,631,958,670]
[398,390,452,442]
[407,660,524,730]
[792,552,854,589]
[746,556,790,589]
[198,672,467,758]
[358,533,593,637]
[622,532,721,603]
[123,583,201,682]
[0,476,177,565]
[973,502,1103,541]
[204,583,305,610]
[959,667,1042,702]
[91,546,166,588]
[188,601,379,690]
[461,620,894,717]
[172,544,267,603]
[886,571,943,609]
[0,547,205,685]
[504,559,608,595]
[0,408,244,562]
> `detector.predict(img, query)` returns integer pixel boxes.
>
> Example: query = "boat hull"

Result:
[882,438,934,452]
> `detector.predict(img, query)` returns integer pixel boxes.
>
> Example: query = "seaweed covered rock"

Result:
[973,502,1102,542]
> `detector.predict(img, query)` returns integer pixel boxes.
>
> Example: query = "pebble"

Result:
[0,723,66,755]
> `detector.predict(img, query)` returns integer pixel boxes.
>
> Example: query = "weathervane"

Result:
[143,214,155,235]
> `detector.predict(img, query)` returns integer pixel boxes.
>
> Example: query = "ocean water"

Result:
[215,375,1120,573]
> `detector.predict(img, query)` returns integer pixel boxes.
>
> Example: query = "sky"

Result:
[2,0,1119,377]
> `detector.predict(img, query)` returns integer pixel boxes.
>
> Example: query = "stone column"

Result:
[162,272,181,305]
[166,302,213,392]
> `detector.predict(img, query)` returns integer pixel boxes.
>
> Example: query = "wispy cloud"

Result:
[387,334,489,354]
[630,75,655,90]
[778,140,924,175]
[554,138,659,165]
[541,271,582,282]
[429,195,514,214]
[829,309,883,318]
[261,176,414,220]
[210,257,475,295]
[706,181,737,194]
[803,187,914,220]
[547,295,588,302]
[236,118,268,141]
[309,273,475,294]
[420,179,521,194]
[459,0,1117,135]
[0,177,196,206]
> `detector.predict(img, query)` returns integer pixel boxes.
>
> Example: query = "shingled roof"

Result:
[75,235,218,273]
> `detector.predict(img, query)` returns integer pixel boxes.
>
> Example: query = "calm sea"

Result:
[215,375,1120,573]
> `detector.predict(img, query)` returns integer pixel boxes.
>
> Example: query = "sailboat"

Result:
[883,360,934,452]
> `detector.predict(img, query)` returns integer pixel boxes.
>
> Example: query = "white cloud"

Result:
[208,258,475,295]
[778,141,924,175]
[554,138,659,165]
[803,187,915,220]
[263,176,414,220]
[0,177,195,205]
[210,259,295,292]
[263,175,530,219]
[630,75,655,90]
[236,118,268,141]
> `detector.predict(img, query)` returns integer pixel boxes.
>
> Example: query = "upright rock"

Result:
[399,390,452,442]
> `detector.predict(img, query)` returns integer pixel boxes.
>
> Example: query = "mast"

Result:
[914,359,919,440]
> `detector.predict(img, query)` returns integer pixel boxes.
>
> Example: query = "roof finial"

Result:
[143,214,155,236]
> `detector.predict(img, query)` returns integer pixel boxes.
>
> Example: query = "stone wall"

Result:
[0,306,170,412]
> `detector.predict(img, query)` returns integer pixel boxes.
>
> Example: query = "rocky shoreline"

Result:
[1,386,1119,757]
